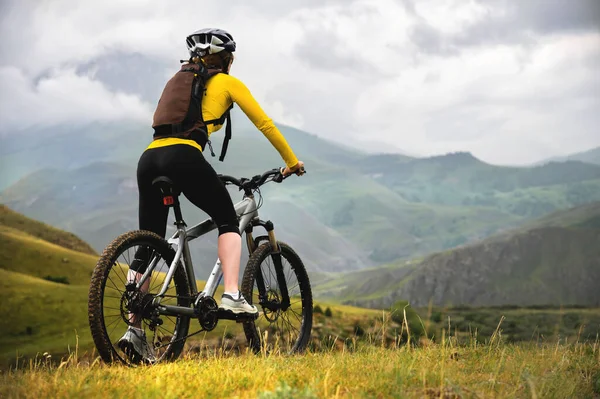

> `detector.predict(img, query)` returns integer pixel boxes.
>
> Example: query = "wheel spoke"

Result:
[90,233,191,365]
[243,245,311,354]
[288,309,303,324]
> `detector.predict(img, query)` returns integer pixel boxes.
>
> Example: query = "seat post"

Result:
[172,199,186,228]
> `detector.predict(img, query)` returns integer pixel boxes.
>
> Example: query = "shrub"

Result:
[313,305,323,314]
[43,275,70,285]
[324,307,333,317]
[353,323,365,337]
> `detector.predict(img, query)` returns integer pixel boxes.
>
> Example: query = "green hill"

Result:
[0,225,97,285]
[361,152,600,217]
[1,125,523,268]
[2,122,600,271]
[0,268,91,360]
[318,202,600,308]
[0,208,386,365]
[0,209,99,361]
[0,205,96,255]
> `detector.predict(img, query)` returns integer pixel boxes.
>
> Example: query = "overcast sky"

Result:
[1,0,599,164]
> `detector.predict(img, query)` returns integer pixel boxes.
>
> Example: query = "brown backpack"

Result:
[152,62,233,161]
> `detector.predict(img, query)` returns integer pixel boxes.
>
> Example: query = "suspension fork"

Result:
[247,220,291,310]
[264,221,290,310]
[245,223,268,304]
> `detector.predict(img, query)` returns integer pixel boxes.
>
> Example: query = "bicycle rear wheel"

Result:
[88,230,191,365]
[241,241,313,354]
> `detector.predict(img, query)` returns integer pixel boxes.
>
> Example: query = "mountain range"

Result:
[538,146,600,166]
[2,121,600,278]
[317,202,600,308]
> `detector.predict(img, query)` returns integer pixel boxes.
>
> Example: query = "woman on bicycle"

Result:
[119,28,304,361]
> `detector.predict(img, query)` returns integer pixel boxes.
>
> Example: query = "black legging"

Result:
[137,143,240,237]
[131,144,239,272]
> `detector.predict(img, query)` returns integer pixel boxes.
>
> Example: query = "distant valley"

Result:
[2,121,600,279]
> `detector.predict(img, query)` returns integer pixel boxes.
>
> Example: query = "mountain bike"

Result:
[88,168,312,365]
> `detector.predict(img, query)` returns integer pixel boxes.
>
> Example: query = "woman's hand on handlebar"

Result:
[282,161,305,177]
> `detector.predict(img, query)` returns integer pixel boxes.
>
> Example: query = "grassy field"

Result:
[1,341,598,398]
[2,206,600,397]
[2,212,599,368]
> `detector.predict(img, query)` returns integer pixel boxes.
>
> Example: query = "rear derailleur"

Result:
[121,283,162,331]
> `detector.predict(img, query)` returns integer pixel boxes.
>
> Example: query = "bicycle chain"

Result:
[153,327,207,350]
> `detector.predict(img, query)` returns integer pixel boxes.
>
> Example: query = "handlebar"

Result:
[218,166,305,194]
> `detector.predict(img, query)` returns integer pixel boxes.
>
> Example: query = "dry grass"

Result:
[1,335,598,398]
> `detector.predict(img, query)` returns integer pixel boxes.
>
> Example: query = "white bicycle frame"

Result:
[134,195,261,315]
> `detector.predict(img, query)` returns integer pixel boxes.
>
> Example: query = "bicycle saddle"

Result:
[152,176,181,206]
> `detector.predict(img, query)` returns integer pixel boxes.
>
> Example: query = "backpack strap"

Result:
[219,111,232,162]
[205,103,234,162]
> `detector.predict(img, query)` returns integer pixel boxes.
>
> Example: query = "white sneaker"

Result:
[117,327,156,364]
[219,292,258,315]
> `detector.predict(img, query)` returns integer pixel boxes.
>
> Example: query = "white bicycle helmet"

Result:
[186,28,236,57]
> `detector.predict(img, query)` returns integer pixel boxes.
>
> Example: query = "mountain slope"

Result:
[0,158,522,269]
[0,205,96,255]
[361,152,600,217]
[323,202,600,308]
[3,122,600,270]
[0,225,97,285]
[0,268,91,360]
[0,210,99,360]
[540,147,600,166]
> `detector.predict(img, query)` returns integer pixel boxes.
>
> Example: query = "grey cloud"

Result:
[265,79,358,141]
[407,0,600,56]
[0,0,35,65]
[294,29,374,75]
[452,0,600,48]
[493,0,600,35]
[231,0,362,14]
[410,22,458,56]
[0,0,598,164]
[293,24,396,79]
[423,72,440,84]
[76,52,172,103]
[424,106,508,143]
[397,0,417,17]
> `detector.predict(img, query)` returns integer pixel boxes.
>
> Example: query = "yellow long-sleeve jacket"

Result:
[147,73,298,168]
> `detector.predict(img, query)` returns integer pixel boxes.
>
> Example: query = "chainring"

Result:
[196,296,219,331]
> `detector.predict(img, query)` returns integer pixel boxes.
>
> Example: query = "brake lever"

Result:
[273,169,285,183]
[275,165,307,183]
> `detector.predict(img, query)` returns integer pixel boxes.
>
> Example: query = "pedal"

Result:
[217,309,259,323]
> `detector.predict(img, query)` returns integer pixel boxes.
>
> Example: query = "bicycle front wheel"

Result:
[241,241,313,354]
[88,230,191,365]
